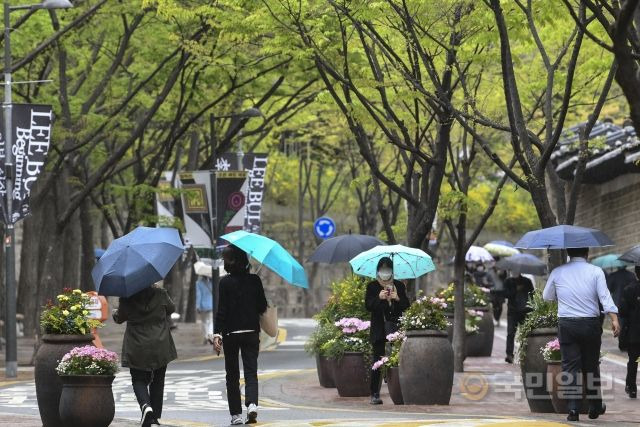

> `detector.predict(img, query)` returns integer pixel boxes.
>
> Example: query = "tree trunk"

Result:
[452,260,466,373]
[80,197,96,291]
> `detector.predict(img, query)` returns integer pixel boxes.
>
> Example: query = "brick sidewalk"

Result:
[267,323,640,424]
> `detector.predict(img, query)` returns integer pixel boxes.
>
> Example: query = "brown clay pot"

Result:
[465,306,494,357]
[59,375,115,427]
[398,329,453,405]
[34,334,94,427]
[315,355,336,388]
[547,361,589,414]
[387,366,403,405]
[334,352,370,397]
[521,328,556,413]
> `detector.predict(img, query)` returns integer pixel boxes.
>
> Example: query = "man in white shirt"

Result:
[543,247,620,422]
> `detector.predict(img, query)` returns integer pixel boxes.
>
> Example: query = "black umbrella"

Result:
[308,234,385,264]
[619,245,640,264]
[496,253,547,276]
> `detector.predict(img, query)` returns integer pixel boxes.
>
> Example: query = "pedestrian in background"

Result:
[113,284,177,427]
[619,265,640,399]
[213,245,267,425]
[543,247,620,422]
[503,273,534,363]
[365,257,410,405]
[607,266,637,310]
[488,263,507,326]
[195,275,214,344]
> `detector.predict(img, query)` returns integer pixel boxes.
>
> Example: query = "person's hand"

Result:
[379,290,388,300]
[612,318,621,337]
[390,290,399,301]
[213,336,223,354]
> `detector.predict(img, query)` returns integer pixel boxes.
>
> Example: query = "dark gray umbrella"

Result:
[496,253,547,276]
[515,225,614,249]
[619,245,640,264]
[308,234,385,264]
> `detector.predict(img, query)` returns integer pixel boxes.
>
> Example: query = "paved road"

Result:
[0,318,632,426]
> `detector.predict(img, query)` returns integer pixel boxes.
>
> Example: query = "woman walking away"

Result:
[620,265,640,398]
[365,257,410,405]
[113,284,177,427]
[213,245,268,425]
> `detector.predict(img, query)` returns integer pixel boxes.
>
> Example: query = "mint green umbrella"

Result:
[220,230,308,288]
[591,254,630,270]
[349,244,436,279]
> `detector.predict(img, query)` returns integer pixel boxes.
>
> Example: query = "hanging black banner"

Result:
[0,104,54,224]
[215,170,248,241]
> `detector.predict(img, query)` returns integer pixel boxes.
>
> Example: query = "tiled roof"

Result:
[552,121,640,183]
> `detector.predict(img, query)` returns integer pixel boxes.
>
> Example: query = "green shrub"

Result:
[437,282,489,308]
[515,290,558,364]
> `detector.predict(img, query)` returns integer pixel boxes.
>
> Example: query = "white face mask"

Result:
[477,266,485,272]
[377,269,393,281]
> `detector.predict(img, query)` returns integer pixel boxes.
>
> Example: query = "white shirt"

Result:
[543,257,618,318]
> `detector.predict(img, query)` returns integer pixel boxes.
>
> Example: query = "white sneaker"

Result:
[140,404,154,427]
[230,414,244,425]
[246,403,258,424]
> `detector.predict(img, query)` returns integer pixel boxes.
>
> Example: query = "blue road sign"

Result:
[314,217,336,240]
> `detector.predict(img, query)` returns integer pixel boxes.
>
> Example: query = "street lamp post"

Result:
[3,0,73,379]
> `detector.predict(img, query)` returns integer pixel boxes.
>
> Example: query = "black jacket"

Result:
[504,275,534,314]
[365,280,410,343]
[607,269,637,309]
[214,273,268,336]
[620,282,640,344]
[113,287,177,370]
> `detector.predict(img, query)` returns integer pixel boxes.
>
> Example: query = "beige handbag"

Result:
[260,304,278,338]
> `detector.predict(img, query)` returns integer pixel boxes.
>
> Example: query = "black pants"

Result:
[627,342,640,391]
[491,292,505,322]
[506,311,527,357]
[223,332,259,416]
[130,365,167,418]
[370,340,386,395]
[558,318,602,413]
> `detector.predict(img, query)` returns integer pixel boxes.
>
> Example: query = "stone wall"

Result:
[573,173,640,256]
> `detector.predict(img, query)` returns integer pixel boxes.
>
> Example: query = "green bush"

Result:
[437,282,489,308]
[515,290,558,364]
[304,321,341,356]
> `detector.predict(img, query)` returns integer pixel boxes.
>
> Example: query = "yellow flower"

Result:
[82,310,89,315]
[73,289,82,295]
[70,305,79,311]
[57,295,65,300]
[62,310,70,316]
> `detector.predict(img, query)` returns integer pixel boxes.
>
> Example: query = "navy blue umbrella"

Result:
[496,253,547,276]
[515,225,614,250]
[92,226,185,297]
[308,234,385,264]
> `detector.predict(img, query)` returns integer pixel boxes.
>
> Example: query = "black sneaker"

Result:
[140,404,155,427]
[505,355,513,364]
[370,393,383,405]
[567,410,579,422]
[588,403,606,420]
[626,385,637,398]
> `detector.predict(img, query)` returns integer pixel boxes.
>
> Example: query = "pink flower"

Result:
[545,338,560,351]
[371,357,389,370]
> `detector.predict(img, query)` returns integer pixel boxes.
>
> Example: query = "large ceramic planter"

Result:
[547,361,589,414]
[398,329,453,405]
[59,375,115,427]
[387,367,403,405]
[521,328,556,413]
[465,306,494,357]
[315,355,336,388]
[35,334,94,427]
[334,352,369,397]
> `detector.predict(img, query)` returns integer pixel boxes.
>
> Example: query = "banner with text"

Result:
[216,170,248,240]
[0,104,54,224]
[215,153,268,233]
[178,171,215,248]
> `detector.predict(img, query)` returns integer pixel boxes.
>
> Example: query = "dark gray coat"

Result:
[113,286,177,370]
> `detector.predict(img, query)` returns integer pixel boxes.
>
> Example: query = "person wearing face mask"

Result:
[365,257,410,405]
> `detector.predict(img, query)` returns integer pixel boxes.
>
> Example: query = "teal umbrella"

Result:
[220,230,308,288]
[591,254,630,270]
[349,244,436,279]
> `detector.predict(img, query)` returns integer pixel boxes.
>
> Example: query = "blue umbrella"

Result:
[94,248,106,260]
[349,244,436,279]
[308,234,385,264]
[515,225,614,250]
[220,230,308,288]
[92,226,185,297]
